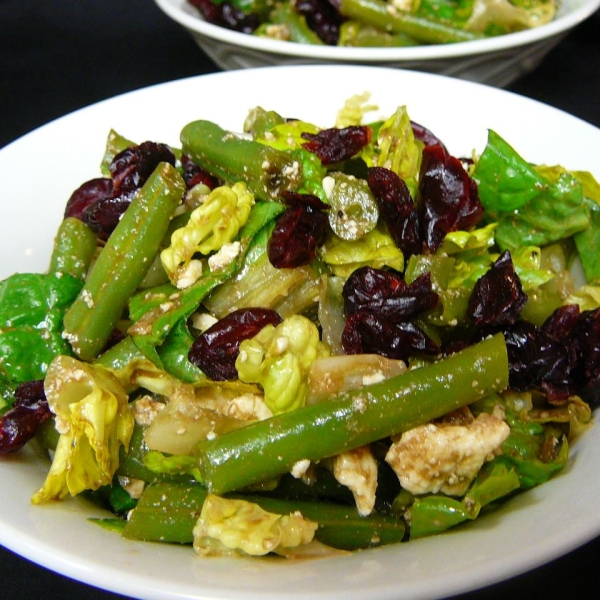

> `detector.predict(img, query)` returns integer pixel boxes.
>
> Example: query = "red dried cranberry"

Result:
[343,267,438,323]
[188,0,260,33]
[467,251,527,329]
[81,141,176,240]
[542,304,580,339]
[503,320,577,403]
[83,195,133,241]
[268,192,329,269]
[295,0,343,45]
[367,167,422,258]
[188,308,283,381]
[0,380,50,455]
[181,154,220,191]
[301,126,372,165]
[342,311,439,361]
[418,144,484,251]
[411,121,447,152]
[109,141,176,198]
[572,307,600,404]
[64,178,114,220]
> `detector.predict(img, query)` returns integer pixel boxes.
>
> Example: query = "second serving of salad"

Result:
[0,92,598,558]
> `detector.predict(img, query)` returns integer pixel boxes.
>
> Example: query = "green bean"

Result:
[334,0,484,45]
[243,106,285,138]
[48,217,97,280]
[194,333,509,494]
[180,120,303,201]
[339,21,420,47]
[63,163,186,361]
[123,482,406,550]
[268,4,325,45]
[123,482,207,544]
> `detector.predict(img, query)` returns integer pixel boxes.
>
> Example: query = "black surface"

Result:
[1,1,599,598]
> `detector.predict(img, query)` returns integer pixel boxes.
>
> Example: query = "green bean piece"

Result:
[195,333,509,494]
[48,217,98,280]
[242,495,406,551]
[268,4,325,45]
[243,106,285,138]
[339,21,420,47]
[335,0,484,45]
[63,163,186,361]
[123,482,208,544]
[180,120,303,201]
[123,482,405,550]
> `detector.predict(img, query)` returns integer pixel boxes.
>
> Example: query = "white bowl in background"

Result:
[155,0,600,86]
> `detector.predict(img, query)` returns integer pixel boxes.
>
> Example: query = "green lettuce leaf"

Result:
[0,272,82,385]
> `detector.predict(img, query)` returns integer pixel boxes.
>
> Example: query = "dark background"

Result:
[1,1,599,598]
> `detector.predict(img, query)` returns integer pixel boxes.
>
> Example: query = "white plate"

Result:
[1,65,599,600]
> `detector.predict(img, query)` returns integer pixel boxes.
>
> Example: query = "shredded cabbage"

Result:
[193,494,317,556]
[32,355,134,503]
[161,182,254,288]
[236,315,329,414]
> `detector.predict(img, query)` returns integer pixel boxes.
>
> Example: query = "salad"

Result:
[185,0,558,48]
[0,93,599,559]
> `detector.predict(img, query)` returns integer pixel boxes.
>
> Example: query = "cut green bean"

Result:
[63,162,185,361]
[123,482,405,550]
[123,482,208,544]
[180,120,303,201]
[48,217,98,280]
[335,0,484,45]
[194,333,509,494]
[339,21,420,47]
[268,4,325,45]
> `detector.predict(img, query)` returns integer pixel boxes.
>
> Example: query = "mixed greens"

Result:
[0,94,599,558]
[186,0,558,48]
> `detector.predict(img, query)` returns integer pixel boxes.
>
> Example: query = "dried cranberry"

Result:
[343,267,438,323]
[188,308,283,381]
[188,0,260,33]
[188,0,220,23]
[503,320,577,403]
[109,141,176,198]
[268,192,329,269]
[301,126,372,165]
[220,2,261,33]
[467,251,527,329]
[411,121,447,152]
[542,304,580,339]
[0,380,50,455]
[572,308,600,402]
[342,311,439,361]
[418,144,484,252]
[295,0,343,45]
[83,195,133,241]
[64,177,113,220]
[80,141,176,240]
[367,167,422,258]
[181,154,220,191]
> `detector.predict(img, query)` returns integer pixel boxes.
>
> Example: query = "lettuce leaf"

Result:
[0,272,82,386]
[473,130,590,251]
[32,356,134,503]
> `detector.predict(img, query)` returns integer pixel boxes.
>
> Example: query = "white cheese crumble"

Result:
[332,446,378,516]
[208,241,241,271]
[291,459,311,480]
[191,312,218,333]
[385,412,510,496]
[176,259,203,289]
[132,395,166,426]
[118,476,145,500]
